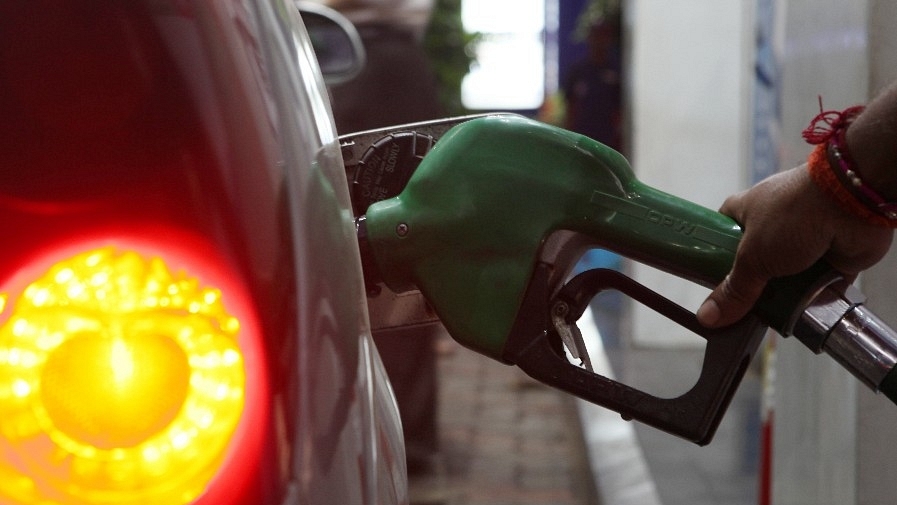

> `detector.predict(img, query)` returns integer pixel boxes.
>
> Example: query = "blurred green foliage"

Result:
[574,0,621,41]
[423,0,479,116]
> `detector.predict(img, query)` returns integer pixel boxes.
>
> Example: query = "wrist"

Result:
[803,103,897,228]
[845,119,897,200]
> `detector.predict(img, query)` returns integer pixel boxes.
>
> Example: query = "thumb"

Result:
[697,267,769,328]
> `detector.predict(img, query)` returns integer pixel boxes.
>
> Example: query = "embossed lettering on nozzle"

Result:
[795,284,897,391]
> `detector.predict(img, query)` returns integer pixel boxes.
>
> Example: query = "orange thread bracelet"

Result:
[806,144,896,227]
[802,101,897,228]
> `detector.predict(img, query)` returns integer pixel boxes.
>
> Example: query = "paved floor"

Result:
[410,305,762,505]
[409,335,598,505]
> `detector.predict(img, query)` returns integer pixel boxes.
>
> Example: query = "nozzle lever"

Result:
[502,264,767,445]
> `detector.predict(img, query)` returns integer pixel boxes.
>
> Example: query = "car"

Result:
[0,1,406,504]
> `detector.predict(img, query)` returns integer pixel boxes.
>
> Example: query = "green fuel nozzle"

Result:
[343,114,897,445]
[360,115,742,352]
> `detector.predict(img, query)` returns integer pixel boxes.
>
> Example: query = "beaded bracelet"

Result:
[829,128,897,220]
[802,101,897,228]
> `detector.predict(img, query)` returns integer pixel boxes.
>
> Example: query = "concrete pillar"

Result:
[628,0,752,347]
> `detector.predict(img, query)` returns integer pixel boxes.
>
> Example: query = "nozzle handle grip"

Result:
[503,264,767,445]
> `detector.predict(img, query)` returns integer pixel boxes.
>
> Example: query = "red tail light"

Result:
[0,1,278,503]
[0,236,268,504]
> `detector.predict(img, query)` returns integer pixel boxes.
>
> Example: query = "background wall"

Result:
[627,0,753,347]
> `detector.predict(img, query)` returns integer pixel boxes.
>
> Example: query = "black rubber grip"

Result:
[879,365,897,406]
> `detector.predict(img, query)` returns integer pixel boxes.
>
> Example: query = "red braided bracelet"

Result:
[802,100,897,228]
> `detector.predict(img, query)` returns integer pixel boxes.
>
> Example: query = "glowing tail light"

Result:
[0,240,267,504]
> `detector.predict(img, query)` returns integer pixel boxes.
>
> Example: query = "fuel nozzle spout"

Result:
[793,284,897,401]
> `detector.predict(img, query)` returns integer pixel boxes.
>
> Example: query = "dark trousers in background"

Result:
[328,24,443,132]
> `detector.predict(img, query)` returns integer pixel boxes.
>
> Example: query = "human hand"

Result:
[696,165,894,328]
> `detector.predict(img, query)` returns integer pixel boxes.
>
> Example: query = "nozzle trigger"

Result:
[501,264,767,445]
[551,299,593,371]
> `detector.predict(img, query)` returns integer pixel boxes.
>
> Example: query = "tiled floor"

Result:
[411,336,597,505]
